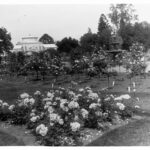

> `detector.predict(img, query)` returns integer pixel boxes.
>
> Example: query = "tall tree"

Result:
[80,28,97,54]
[118,22,135,50]
[133,21,150,50]
[97,14,112,50]
[56,37,79,54]
[108,4,138,32]
[39,33,54,44]
[0,27,13,54]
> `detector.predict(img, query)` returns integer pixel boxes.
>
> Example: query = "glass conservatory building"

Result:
[11,36,57,55]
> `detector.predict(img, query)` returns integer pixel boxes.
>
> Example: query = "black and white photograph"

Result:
[0,0,150,147]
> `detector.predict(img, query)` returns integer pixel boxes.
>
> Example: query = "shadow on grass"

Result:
[0,130,25,146]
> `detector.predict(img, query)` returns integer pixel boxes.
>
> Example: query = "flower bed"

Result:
[0,87,133,146]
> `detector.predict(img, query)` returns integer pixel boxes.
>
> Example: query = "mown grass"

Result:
[0,73,146,104]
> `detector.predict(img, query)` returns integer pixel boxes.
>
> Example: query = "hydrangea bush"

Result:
[0,87,133,146]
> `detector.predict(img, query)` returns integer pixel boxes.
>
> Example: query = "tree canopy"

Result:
[108,4,138,32]
[57,37,79,54]
[0,27,13,54]
[97,14,112,50]
[80,28,97,53]
[39,33,54,44]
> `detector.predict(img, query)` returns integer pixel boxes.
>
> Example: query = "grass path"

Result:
[0,122,39,146]
[88,94,150,146]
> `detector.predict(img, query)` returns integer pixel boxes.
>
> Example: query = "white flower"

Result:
[116,102,126,110]
[120,94,131,99]
[114,94,131,101]
[0,100,3,104]
[31,109,36,113]
[68,101,79,109]
[55,97,61,101]
[105,97,111,101]
[48,106,54,113]
[114,96,122,101]
[85,87,91,90]
[50,122,54,126]
[30,116,40,122]
[88,92,99,100]
[135,105,140,109]
[60,99,68,104]
[95,111,102,117]
[81,108,89,118]
[68,91,76,97]
[44,101,52,109]
[97,98,101,103]
[36,124,48,136]
[3,102,9,107]
[49,113,58,121]
[89,103,97,109]
[23,98,30,105]
[30,112,36,117]
[74,115,79,121]
[60,100,69,112]
[29,98,35,105]
[58,119,64,125]
[110,94,115,98]
[76,94,82,98]
[20,93,29,99]
[70,122,81,132]
[79,88,84,92]
[49,113,64,125]
[40,112,44,118]
[34,90,41,95]
[8,105,15,111]
[103,112,108,117]
[53,102,57,105]
[47,92,54,100]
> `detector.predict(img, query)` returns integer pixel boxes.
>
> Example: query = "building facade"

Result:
[11,36,57,55]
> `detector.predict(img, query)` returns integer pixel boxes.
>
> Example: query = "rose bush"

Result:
[0,87,133,146]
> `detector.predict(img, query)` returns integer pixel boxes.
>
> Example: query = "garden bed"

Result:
[0,85,134,146]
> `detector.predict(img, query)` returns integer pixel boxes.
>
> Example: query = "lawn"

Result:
[0,73,148,104]
[0,73,149,146]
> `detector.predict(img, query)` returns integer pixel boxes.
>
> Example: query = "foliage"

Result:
[108,4,138,32]
[80,28,98,54]
[0,27,13,54]
[97,14,112,50]
[57,37,79,54]
[39,34,54,44]
[0,86,133,146]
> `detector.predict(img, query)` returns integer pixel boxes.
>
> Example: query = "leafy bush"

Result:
[0,87,133,146]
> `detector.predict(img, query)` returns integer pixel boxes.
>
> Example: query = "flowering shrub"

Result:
[0,87,133,146]
[0,100,12,121]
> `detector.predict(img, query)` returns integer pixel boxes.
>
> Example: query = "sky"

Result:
[0,2,150,45]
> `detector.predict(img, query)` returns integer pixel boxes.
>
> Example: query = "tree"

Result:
[27,52,47,80]
[56,37,79,54]
[133,22,150,50]
[108,4,138,32]
[118,22,135,50]
[0,27,13,54]
[39,34,54,44]
[7,53,18,75]
[97,14,112,50]
[80,28,97,54]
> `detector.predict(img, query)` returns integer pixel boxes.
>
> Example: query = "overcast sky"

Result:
[0,3,150,45]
